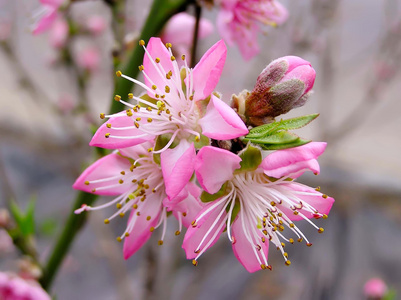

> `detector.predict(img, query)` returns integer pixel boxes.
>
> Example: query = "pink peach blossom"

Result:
[73,142,203,259]
[49,17,68,48]
[0,272,50,300]
[364,278,388,299]
[183,142,334,272]
[91,38,248,199]
[87,15,107,35]
[216,0,288,60]
[77,46,100,71]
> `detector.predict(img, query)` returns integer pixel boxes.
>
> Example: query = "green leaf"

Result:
[200,183,228,203]
[9,197,36,237]
[246,114,319,139]
[383,289,397,300]
[238,144,262,172]
[250,131,299,145]
[260,138,311,150]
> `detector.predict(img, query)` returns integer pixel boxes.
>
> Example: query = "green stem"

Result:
[109,0,190,114]
[39,192,97,290]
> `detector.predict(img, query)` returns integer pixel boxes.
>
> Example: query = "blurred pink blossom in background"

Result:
[77,46,100,71]
[87,15,107,35]
[0,272,51,300]
[32,0,66,34]
[216,0,288,60]
[49,17,68,48]
[364,278,388,299]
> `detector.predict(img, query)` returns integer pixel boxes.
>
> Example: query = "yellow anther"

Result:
[136,212,140,216]
[170,56,176,61]
[322,214,328,219]
[91,189,96,192]
[182,212,187,217]
[158,240,163,245]
[146,216,151,221]
[175,230,181,236]
[155,57,160,63]
[166,109,170,114]
[116,237,122,242]
[139,40,145,46]
[147,118,152,123]
[119,179,124,184]
[105,133,110,138]
[270,201,276,206]
[120,171,125,175]
[289,223,295,228]
[318,227,324,233]
[125,232,130,237]
[132,204,138,209]
[192,260,198,266]
[100,113,105,119]
[104,219,110,224]
[260,264,266,270]
[297,238,303,243]
[267,265,273,271]
[126,110,133,116]
[293,211,299,215]
[136,117,141,121]
[106,123,112,128]
[189,95,194,100]
[138,65,144,71]
[195,136,200,142]
[289,238,294,244]
[181,54,185,60]
[306,242,313,247]
[128,93,134,99]
[134,122,140,128]
[165,43,172,48]
[114,95,121,102]
[155,94,160,98]
[281,242,285,248]
[283,252,288,258]
[119,212,125,218]
[116,70,122,77]
[166,73,171,79]
[322,194,328,199]
[149,226,154,232]
[165,86,170,93]
[151,85,157,90]
[116,203,122,209]
[146,106,152,111]
[285,260,291,266]
[147,147,153,152]
[315,186,321,191]
[191,220,197,227]
[262,229,268,235]
[84,181,90,185]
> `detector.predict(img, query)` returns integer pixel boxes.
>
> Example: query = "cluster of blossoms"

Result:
[74,37,334,272]
[0,272,50,300]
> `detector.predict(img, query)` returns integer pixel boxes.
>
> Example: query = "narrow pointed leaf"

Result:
[260,138,311,150]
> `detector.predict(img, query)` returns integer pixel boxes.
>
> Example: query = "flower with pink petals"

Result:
[49,17,68,48]
[216,0,288,60]
[87,15,107,35]
[32,0,66,35]
[76,46,101,72]
[364,278,388,299]
[183,142,334,272]
[0,272,51,300]
[73,142,203,259]
[161,12,214,59]
[91,37,248,199]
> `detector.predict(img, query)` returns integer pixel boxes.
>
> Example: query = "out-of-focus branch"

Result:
[190,3,202,68]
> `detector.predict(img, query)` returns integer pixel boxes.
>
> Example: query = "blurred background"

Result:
[1,0,401,299]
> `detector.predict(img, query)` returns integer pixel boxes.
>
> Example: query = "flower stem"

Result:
[39,191,97,290]
[109,0,190,114]
[190,3,202,68]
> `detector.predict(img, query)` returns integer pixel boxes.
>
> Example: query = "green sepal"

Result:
[200,182,228,203]
[227,201,240,225]
[192,133,210,149]
[153,134,178,165]
[9,197,36,237]
[246,114,319,139]
[383,289,397,300]
[237,144,262,172]
[260,138,311,150]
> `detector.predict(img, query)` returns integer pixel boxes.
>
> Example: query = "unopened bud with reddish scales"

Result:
[232,56,316,126]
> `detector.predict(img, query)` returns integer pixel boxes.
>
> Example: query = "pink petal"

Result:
[216,9,235,45]
[123,195,162,259]
[261,142,327,178]
[199,95,248,140]
[40,0,64,7]
[195,146,241,194]
[90,115,154,149]
[231,214,269,272]
[234,22,260,61]
[165,182,205,228]
[72,153,132,196]
[32,10,57,34]
[280,64,316,95]
[182,201,226,259]
[192,40,227,101]
[49,17,68,48]
[160,139,196,200]
[277,183,335,221]
[268,1,289,25]
[143,37,175,96]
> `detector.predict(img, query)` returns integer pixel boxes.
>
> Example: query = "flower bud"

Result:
[233,56,316,126]
[364,278,388,299]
